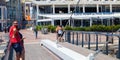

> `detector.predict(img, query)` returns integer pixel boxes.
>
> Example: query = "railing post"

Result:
[106,34,109,55]
[88,33,91,49]
[66,31,71,43]
[116,36,120,59]
[76,32,78,45]
[72,32,74,44]
[65,32,67,42]
[82,32,84,47]
[96,33,98,50]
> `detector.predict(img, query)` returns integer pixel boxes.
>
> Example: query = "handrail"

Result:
[64,30,120,59]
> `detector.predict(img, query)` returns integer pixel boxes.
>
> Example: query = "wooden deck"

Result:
[25,43,60,60]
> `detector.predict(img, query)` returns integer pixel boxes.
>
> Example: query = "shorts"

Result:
[12,42,22,54]
[58,34,62,37]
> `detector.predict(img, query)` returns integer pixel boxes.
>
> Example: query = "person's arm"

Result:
[56,28,58,33]
[12,28,17,38]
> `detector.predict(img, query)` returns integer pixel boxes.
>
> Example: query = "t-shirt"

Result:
[9,26,21,43]
[58,30,63,34]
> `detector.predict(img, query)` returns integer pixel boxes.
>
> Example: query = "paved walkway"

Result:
[20,29,59,60]
[0,30,59,60]
[25,43,59,60]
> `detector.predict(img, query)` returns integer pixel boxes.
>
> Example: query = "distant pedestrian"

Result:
[56,25,64,42]
[33,26,38,39]
[8,20,23,60]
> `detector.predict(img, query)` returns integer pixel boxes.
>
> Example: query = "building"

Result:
[24,0,120,27]
[6,0,22,26]
[0,0,7,31]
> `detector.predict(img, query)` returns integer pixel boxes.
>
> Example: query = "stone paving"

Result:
[19,29,59,60]
[0,30,59,60]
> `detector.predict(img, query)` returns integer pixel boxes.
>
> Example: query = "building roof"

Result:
[39,13,120,19]
[37,13,120,22]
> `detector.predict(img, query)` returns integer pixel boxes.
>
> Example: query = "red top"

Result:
[9,26,21,43]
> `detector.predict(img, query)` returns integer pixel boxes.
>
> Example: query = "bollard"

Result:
[116,37,120,59]
[88,33,91,49]
[106,34,109,55]
[66,31,71,43]
[82,32,84,47]
[96,33,98,50]
[65,32,67,42]
[76,32,79,45]
[72,32,74,44]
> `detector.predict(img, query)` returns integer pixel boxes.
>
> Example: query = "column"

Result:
[68,4,70,13]
[83,4,85,13]
[51,19,54,26]
[1,7,4,30]
[81,19,83,27]
[110,4,112,13]
[52,4,55,14]
[60,19,62,26]
[90,18,92,27]
[97,4,99,13]
[36,5,39,25]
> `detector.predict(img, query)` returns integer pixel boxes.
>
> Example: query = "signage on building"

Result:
[25,15,31,21]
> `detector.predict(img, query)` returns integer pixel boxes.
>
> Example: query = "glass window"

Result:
[0,8,1,19]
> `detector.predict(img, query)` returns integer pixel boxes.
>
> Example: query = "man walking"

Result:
[33,26,38,39]
[8,20,23,60]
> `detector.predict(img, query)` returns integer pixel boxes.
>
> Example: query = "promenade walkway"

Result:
[0,29,119,60]
[20,30,59,60]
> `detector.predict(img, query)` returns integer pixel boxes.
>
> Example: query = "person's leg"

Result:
[21,48,25,60]
[35,31,37,39]
[16,52,21,60]
[14,43,23,60]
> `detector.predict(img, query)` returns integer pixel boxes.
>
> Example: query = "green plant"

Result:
[64,26,73,30]
[51,26,56,33]
[36,25,42,31]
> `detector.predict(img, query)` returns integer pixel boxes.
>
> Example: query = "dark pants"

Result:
[35,31,38,39]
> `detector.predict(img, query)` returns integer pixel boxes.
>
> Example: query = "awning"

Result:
[37,19,52,22]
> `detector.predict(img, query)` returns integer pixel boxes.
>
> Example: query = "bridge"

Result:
[0,29,120,60]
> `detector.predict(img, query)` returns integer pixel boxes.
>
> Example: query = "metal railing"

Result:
[64,30,120,59]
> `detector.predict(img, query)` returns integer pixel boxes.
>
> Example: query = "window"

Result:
[0,8,1,19]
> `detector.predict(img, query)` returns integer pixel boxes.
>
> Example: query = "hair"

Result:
[13,20,18,23]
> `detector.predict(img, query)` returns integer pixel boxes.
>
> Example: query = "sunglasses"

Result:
[14,23,18,24]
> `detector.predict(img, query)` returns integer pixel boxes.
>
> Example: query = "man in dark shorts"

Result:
[8,20,23,60]
[56,25,64,42]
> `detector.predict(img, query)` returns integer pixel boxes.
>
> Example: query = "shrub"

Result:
[50,26,56,33]
[36,25,42,31]
[90,25,105,32]
[64,26,73,30]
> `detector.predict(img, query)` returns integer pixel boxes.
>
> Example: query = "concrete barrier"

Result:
[41,39,93,60]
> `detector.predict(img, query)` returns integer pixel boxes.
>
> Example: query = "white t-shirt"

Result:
[58,30,63,34]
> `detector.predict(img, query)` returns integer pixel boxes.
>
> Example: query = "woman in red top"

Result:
[8,20,23,60]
